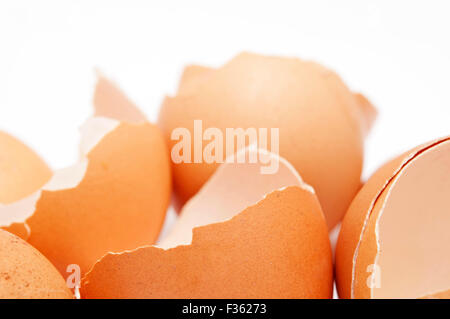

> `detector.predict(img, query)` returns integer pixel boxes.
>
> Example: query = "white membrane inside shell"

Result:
[157,146,315,249]
[372,140,450,298]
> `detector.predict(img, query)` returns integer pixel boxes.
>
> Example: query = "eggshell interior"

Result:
[158,146,312,249]
[336,137,450,299]
[158,52,376,230]
[373,139,450,298]
[336,151,409,298]
[0,229,73,299]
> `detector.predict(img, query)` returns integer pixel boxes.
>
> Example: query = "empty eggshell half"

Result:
[336,136,450,299]
[0,131,52,204]
[0,229,73,299]
[0,75,171,277]
[158,52,376,230]
[81,147,333,299]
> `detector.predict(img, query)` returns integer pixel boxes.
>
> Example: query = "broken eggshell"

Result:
[158,52,377,230]
[81,147,333,299]
[0,229,73,299]
[336,136,450,299]
[0,75,171,278]
[93,71,147,123]
[0,131,52,204]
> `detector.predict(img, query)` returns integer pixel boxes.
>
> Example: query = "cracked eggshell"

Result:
[0,229,73,299]
[81,148,333,299]
[336,137,450,299]
[158,52,376,230]
[0,76,171,277]
[0,131,52,204]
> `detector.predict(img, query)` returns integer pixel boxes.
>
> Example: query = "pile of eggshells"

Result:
[0,53,448,299]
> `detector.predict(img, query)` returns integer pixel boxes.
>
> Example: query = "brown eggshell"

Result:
[81,147,333,299]
[0,229,73,299]
[0,77,171,278]
[158,52,376,230]
[336,137,450,299]
[81,187,332,299]
[421,289,450,299]
[0,131,52,204]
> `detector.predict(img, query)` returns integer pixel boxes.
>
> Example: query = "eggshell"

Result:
[93,72,147,123]
[0,131,51,204]
[158,52,376,229]
[81,148,333,299]
[0,229,73,299]
[0,76,171,277]
[336,136,450,299]
[177,65,213,95]
[421,290,450,299]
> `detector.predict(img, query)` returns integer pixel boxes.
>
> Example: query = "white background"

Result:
[1,0,449,299]
[1,0,449,178]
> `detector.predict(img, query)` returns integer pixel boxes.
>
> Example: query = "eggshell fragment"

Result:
[0,77,171,277]
[0,131,51,204]
[336,137,450,299]
[159,146,312,249]
[158,52,376,230]
[81,148,333,299]
[0,229,73,299]
[93,72,146,123]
